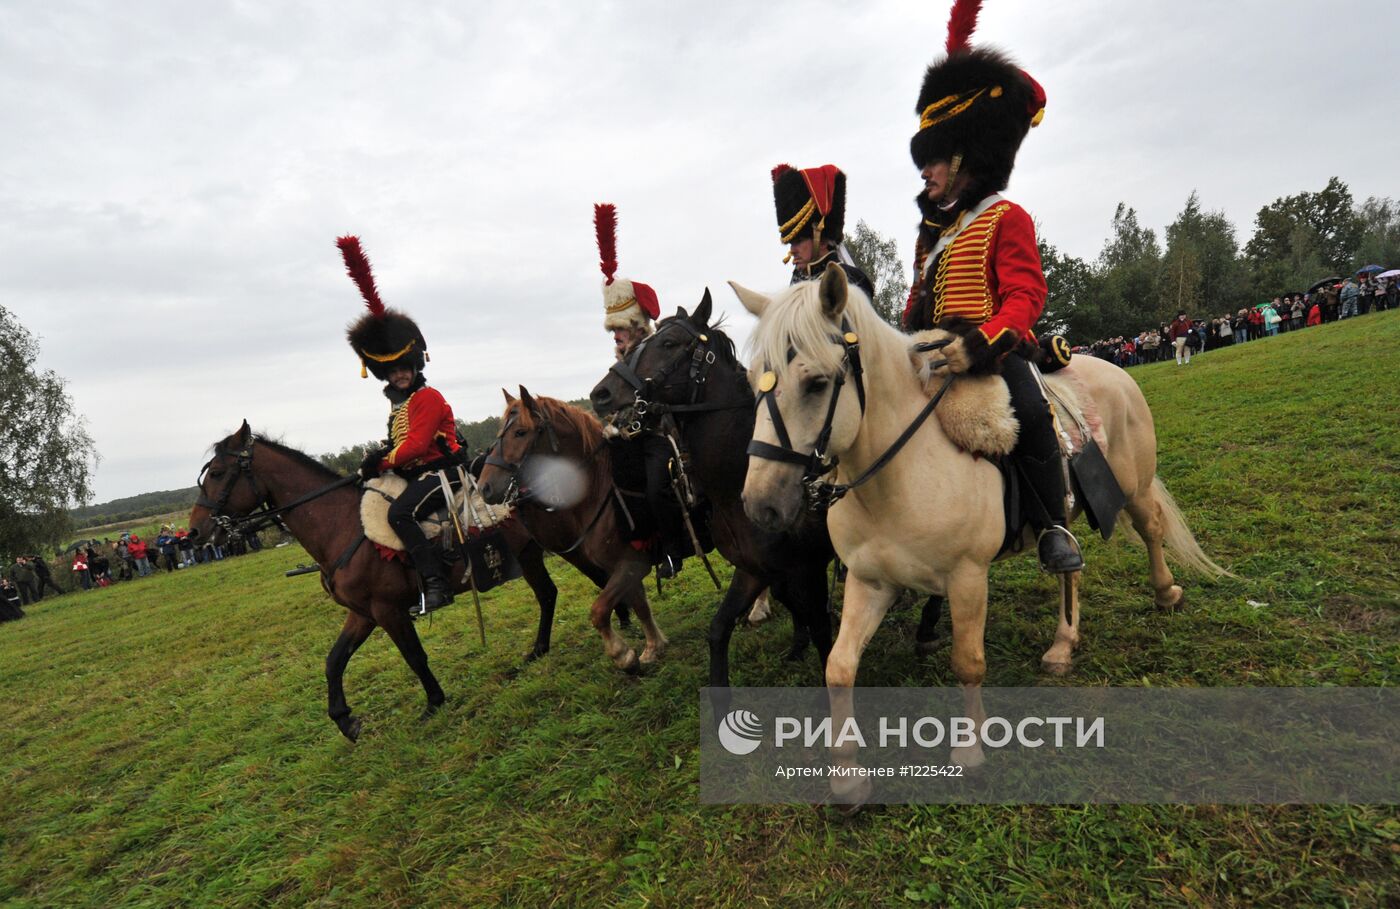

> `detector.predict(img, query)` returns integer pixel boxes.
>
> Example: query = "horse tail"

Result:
[1151,476,1234,579]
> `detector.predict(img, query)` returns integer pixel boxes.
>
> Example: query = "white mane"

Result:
[745,280,911,385]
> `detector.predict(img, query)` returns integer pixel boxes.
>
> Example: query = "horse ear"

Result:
[676,306,689,320]
[502,388,516,405]
[819,262,848,320]
[519,385,537,413]
[728,281,770,316]
[693,288,713,326]
[233,420,252,447]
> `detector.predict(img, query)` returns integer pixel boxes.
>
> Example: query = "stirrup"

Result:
[1036,525,1084,574]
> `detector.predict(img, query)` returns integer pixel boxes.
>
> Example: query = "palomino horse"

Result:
[588,290,836,686]
[734,266,1228,789]
[189,421,560,741]
[478,388,667,672]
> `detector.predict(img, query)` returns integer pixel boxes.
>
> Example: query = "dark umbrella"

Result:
[1356,264,1384,275]
[1308,275,1342,292]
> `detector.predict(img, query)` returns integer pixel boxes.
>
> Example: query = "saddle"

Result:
[909,329,1126,547]
[360,472,513,552]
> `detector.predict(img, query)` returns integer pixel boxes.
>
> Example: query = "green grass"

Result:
[3,313,1398,908]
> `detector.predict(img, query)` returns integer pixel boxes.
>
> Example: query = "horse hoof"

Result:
[420,702,443,722]
[619,649,641,674]
[341,717,362,742]
[830,776,873,813]
[914,638,940,657]
[1157,585,1185,611]
[1040,658,1074,677]
[523,648,546,663]
[640,647,663,666]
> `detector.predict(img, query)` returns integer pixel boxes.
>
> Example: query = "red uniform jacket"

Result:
[904,199,1046,349]
[381,386,461,472]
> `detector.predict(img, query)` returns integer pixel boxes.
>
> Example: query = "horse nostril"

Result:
[593,387,611,405]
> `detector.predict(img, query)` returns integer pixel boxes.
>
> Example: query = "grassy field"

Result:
[2,313,1398,907]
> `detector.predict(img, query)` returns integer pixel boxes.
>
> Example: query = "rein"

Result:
[746,325,954,511]
[607,319,748,437]
[197,441,359,536]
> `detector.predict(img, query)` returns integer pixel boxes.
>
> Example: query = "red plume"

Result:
[770,163,793,183]
[594,203,618,285]
[336,235,385,319]
[945,0,982,53]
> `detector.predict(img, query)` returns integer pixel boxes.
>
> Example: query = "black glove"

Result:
[358,445,389,481]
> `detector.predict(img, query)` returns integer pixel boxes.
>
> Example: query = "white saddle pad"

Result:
[360,472,513,552]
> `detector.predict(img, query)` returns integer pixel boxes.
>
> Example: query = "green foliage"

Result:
[0,305,99,559]
[2,314,1398,906]
[1037,234,1093,336]
[1245,177,1362,275]
[845,220,909,328]
[1354,196,1400,270]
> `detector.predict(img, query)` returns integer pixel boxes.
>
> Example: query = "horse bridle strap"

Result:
[609,318,742,434]
[746,316,866,482]
[747,325,955,511]
[198,441,359,533]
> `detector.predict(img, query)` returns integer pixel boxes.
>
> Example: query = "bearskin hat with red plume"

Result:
[594,203,660,333]
[338,236,428,380]
[910,0,1046,194]
[772,164,847,246]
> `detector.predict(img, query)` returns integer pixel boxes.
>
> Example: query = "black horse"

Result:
[590,291,850,686]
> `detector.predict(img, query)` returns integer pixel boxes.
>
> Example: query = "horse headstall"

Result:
[605,318,722,437]
[745,316,867,511]
[196,442,269,532]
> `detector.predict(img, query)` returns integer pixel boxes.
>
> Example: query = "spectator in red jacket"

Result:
[1169,311,1193,365]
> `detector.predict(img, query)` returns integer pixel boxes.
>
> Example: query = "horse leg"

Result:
[589,566,645,672]
[1127,487,1184,609]
[915,594,945,656]
[825,574,896,807]
[517,541,558,662]
[373,604,447,718]
[947,565,989,770]
[772,567,833,675]
[627,580,668,665]
[706,569,769,687]
[326,611,376,741]
[1040,570,1082,676]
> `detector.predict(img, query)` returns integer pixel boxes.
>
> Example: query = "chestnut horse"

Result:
[735,266,1229,796]
[588,290,837,686]
[477,388,667,671]
[189,421,560,741]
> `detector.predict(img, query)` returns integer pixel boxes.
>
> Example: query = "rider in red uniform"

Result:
[340,236,462,612]
[902,0,1082,573]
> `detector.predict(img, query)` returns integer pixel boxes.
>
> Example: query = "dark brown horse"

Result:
[589,291,841,687]
[188,421,560,741]
[477,388,667,671]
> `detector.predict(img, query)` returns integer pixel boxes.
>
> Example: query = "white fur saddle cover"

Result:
[909,329,1107,458]
[360,473,513,552]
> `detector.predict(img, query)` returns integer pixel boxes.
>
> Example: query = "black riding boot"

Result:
[1003,353,1084,574]
[407,542,454,615]
[1019,452,1084,573]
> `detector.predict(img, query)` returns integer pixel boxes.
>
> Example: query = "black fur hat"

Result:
[772,164,847,245]
[338,236,429,380]
[910,1,1046,193]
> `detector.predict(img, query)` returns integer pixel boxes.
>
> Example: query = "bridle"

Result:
[746,319,955,512]
[605,318,746,437]
[196,440,358,536]
[482,408,561,506]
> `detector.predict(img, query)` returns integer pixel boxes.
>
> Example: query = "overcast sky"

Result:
[4,0,1396,503]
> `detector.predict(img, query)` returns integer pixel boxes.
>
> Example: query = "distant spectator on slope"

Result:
[128,534,152,577]
[1339,278,1359,319]
[1306,298,1322,327]
[72,550,92,590]
[30,555,63,597]
[0,577,24,621]
[1169,311,1193,365]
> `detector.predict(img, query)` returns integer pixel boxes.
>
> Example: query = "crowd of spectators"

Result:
[1081,273,1398,368]
[5,523,267,606]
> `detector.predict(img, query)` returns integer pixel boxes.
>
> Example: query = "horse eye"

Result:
[514,428,528,438]
[805,377,829,394]
[662,339,680,349]
[208,470,225,479]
